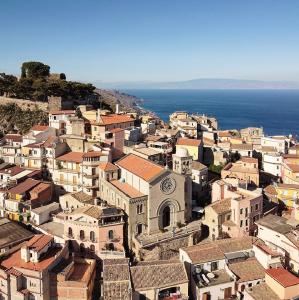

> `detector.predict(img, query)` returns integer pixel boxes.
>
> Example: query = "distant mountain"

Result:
[94,78,299,90]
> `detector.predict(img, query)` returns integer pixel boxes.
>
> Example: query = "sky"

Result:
[1,0,299,83]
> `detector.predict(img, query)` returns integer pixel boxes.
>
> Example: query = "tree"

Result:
[0,73,17,96]
[21,61,50,79]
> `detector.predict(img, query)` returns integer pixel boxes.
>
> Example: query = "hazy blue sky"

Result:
[1,0,299,82]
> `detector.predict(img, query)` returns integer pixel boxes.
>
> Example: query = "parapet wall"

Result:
[0,96,48,111]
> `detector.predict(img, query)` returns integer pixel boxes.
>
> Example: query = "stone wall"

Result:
[0,96,48,111]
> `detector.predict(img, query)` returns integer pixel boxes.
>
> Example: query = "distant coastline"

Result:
[121,89,299,137]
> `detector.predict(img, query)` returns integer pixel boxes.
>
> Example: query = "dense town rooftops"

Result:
[228,258,265,283]
[110,180,145,198]
[177,137,202,147]
[116,154,165,182]
[130,260,188,290]
[266,268,299,287]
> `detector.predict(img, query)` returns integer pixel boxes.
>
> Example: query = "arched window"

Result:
[90,244,95,253]
[80,230,85,240]
[68,227,73,237]
[108,230,114,240]
[90,231,95,242]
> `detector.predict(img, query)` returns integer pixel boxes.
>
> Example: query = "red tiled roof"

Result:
[266,268,299,287]
[110,180,145,198]
[98,162,119,172]
[177,138,202,147]
[25,234,53,252]
[241,156,258,163]
[1,245,60,272]
[82,151,105,158]
[109,128,124,133]
[43,136,57,148]
[8,178,40,195]
[31,125,49,131]
[93,114,134,126]
[6,268,23,277]
[0,166,24,176]
[116,154,164,182]
[56,152,84,163]
[4,134,23,142]
[29,182,51,195]
[286,163,299,173]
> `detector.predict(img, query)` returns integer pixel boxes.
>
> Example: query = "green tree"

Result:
[21,61,50,79]
[0,73,17,96]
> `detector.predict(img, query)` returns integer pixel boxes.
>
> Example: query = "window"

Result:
[90,231,95,242]
[137,204,143,214]
[255,203,259,211]
[137,224,143,235]
[240,208,243,215]
[68,227,73,237]
[240,220,243,227]
[90,244,95,253]
[108,230,114,240]
[80,230,85,240]
[211,261,218,271]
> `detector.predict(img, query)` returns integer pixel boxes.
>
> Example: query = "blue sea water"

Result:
[124,89,299,137]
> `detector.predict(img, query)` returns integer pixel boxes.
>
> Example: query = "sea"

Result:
[123,89,299,138]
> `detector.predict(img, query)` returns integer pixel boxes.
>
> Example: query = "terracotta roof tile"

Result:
[116,154,164,182]
[177,138,202,147]
[229,258,265,283]
[210,198,231,214]
[31,125,49,131]
[266,268,299,287]
[8,178,40,195]
[25,234,53,251]
[82,151,105,158]
[130,261,188,290]
[56,152,84,163]
[110,180,145,198]
[183,243,225,264]
[99,162,119,172]
[93,114,134,126]
[4,134,23,142]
